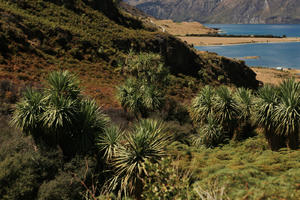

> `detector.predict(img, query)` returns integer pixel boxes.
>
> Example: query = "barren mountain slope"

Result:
[125,0,300,24]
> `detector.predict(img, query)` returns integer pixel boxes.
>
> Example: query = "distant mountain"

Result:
[124,0,300,24]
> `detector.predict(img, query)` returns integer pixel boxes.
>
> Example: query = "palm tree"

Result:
[140,84,164,118]
[234,87,254,140]
[120,52,169,87]
[11,71,109,156]
[189,85,214,126]
[192,113,223,148]
[273,79,300,149]
[11,88,45,142]
[116,79,164,119]
[107,119,170,199]
[96,125,123,162]
[214,86,240,139]
[46,70,80,100]
[254,85,285,150]
[74,99,109,153]
[116,78,142,118]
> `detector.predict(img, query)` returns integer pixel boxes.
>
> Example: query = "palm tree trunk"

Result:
[287,132,299,150]
[265,130,286,151]
[134,177,144,200]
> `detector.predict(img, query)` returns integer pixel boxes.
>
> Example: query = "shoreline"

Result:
[251,67,300,85]
[179,36,300,46]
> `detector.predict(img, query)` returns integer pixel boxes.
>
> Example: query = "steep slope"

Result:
[125,0,300,24]
[0,0,259,108]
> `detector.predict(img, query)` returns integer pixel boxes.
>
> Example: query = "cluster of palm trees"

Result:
[10,56,300,199]
[189,86,252,148]
[189,79,300,150]
[11,70,171,199]
[11,71,109,156]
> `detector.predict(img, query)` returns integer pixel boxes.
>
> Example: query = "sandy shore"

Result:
[179,36,300,46]
[151,19,217,35]
[251,67,300,85]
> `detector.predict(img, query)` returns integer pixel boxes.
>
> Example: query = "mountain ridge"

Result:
[124,0,300,24]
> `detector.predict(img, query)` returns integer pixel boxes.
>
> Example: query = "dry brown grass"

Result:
[150,19,217,36]
[251,67,300,85]
[179,36,300,46]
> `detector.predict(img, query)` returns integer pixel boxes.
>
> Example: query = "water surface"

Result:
[205,24,300,37]
[195,42,300,69]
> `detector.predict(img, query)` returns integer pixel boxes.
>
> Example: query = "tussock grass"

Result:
[176,135,300,199]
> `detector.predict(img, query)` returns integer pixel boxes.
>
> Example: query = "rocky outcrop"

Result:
[124,0,300,24]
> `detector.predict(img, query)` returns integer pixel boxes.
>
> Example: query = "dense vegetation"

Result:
[0,0,299,199]
[0,0,259,109]
[2,54,300,199]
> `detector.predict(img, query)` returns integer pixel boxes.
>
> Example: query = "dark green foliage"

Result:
[254,79,300,150]
[116,52,168,119]
[0,152,59,200]
[189,86,242,147]
[0,119,60,200]
[189,85,214,126]
[96,125,124,162]
[234,87,255,140]
[37,172,83,200]
[11,71,109,156]
[192,113,224,148]
[163,98,191,125]
[142,157,193,200]
[103,119,171,199]
[117,51,170,88]
[214,86,240,137]
[116,78,165,118]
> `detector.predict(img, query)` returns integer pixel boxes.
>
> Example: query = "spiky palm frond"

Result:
[117,79,165,118]
[189,85,214,125]
[192,114,223,148]
[11,88,45,136]
[118,52,169,87]
[97,126,123,162]
[254,85,279,132]
[234,87,253,121]
[273,79,300,138]
[214,86,240,132]
[46,70,80,99]
[42,93,77,135]
[76,99,109,134]
[116,78,141,116]
[141,84,164,112]
[108,119,170,198]
[74,99,110,153]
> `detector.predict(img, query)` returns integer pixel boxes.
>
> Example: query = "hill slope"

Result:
[0,0,258,108]
[125,0,300,24]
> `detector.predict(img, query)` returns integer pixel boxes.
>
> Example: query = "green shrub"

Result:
[142,157,194,200]
[37,172,82,200]
[0,152,58,200]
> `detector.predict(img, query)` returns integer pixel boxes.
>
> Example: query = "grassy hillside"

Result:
[0,0,259,109]
[1,2,300,200]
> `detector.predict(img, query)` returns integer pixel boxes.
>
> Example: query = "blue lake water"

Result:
[196,24,300,68]
[204,24,300,37]
[195,42,300,69]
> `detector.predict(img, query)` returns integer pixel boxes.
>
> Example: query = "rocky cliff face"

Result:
[124,0,300,24]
